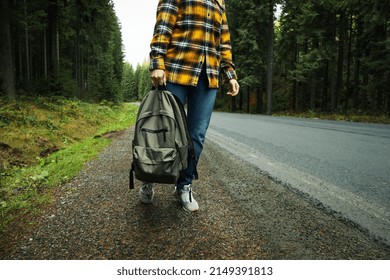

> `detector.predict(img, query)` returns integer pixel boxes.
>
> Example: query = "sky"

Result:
[113,0,159,67]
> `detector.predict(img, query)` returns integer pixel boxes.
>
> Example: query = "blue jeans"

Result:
[166,66,217,189]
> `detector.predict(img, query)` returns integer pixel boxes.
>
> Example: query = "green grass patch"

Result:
[274,110,390,124]
[0,96,138,233]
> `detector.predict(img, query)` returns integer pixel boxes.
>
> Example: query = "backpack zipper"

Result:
[141,128,168,142]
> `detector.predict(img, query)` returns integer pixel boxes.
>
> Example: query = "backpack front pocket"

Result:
[133,145,181,184]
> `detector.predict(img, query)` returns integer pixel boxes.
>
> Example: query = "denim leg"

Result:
[166,68,217,188]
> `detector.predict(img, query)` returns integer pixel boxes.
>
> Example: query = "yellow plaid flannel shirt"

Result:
[150,0,237,88]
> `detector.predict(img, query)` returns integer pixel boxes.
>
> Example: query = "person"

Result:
[140,0,239,212]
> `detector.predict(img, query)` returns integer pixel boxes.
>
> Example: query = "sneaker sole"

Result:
[182,206,199,212]
[140,199,153,204]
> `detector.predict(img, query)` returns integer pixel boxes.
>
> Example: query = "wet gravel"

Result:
[2,127,390,259]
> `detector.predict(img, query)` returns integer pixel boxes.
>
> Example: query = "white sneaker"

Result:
[174,184,199,212]
[139,183,154,204]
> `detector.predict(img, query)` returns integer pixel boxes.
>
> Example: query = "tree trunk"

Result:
[24,0,30,81]
[56,24,60,76]
[256,85,263,114]
[301,83,308,112]
[0,0,15,98]
[48,0,59,78]
[387,90,390,117]
[322,60,329,111]
[353,18,363,110]
[231,95,236,112]
[292,79,297,111]
[309,71,317,110]
[292,38,298,111]
[361,54,369,111]
[310,40,319,110]
[43,24,48,79]
[345,13,353,113]
[239,87,243,111]
[246,86,250,113]
[328,12,337,111]
[75,0,82,97]
[335,10,346,111]
[266,0,274,115]
[18,36,23,83]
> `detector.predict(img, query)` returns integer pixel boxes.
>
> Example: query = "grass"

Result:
[273,110,390,124]
[0,96,138,233]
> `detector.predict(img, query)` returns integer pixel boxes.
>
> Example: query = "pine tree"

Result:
[122,62,137,101]
[0,0,15,99]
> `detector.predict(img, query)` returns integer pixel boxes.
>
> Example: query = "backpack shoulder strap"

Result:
[129,163,135,190]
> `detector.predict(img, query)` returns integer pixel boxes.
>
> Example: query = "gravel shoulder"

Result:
[2,127,389,260]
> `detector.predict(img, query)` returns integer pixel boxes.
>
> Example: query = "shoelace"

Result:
[184,188,196,203]
[175,186,196,203]
[143,185,153,196]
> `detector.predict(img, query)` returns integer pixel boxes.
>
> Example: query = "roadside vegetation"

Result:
[0,97,138,233]
[273,111,390,124]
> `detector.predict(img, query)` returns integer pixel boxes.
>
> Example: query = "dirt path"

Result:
[3,128,389,259]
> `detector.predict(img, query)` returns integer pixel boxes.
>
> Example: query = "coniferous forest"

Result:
[225,0,389,115]
[0,0,123,102]
[1,0,389,116]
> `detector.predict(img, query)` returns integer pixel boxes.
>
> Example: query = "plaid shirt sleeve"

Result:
[219,7,237,82]
[149,0,180,71]
[150,0,237,88]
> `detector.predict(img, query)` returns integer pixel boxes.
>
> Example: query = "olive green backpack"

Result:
[129,88,197,189]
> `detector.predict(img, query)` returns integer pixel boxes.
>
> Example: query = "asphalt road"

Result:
[207,112,390,244]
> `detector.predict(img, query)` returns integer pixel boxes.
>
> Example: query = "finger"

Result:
[151,77,158,87]
[233,83,239,95]
[228,85,239,96]
[159,76,165,85]
[227,87,238,96]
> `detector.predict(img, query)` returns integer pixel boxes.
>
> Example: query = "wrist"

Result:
[149,57,165,71]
